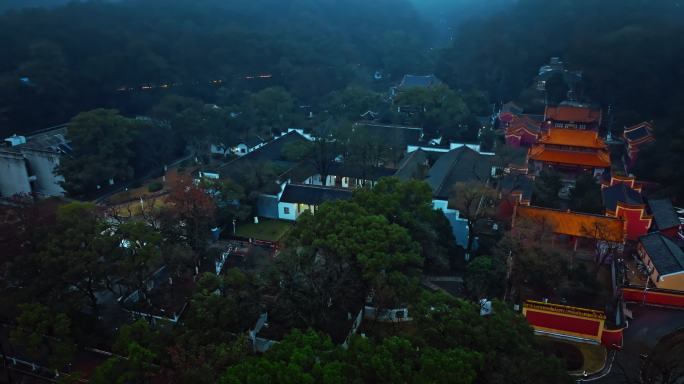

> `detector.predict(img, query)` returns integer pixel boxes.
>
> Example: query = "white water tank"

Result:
[4,134,26,147]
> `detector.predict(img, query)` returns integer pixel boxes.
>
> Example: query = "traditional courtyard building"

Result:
[544,103,602,131]
[276,183,353,221]
[389,74,442,100]
[622,121,655,171]
[637,232,684,291]
[302,163,396,189]
[504,115,543,147]
[601,176,651,241]
[647,198,681,238]
[496,174,534,219]
[527,128,611,178]
[514,205,625,252]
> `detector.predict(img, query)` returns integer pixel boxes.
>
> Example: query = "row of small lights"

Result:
[116,74,273,92]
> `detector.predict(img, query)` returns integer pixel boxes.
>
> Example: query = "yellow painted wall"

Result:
[655,273,684,291]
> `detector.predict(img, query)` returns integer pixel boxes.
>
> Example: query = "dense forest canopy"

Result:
[4,1,684,382]
[2,0,684,196]
[0,0,433,136]
[437,0,684,126]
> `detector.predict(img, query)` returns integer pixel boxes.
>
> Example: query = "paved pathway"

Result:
[592,305,684,383]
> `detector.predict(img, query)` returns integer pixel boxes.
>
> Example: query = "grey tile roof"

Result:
[394,149,429,181]
[601,183,643,212]
[624,123,653,142]
[241,135,265,148]
[279,184,352,205]
[640,232,684,276]
[398,74,442,90]
[215,131,309,180]
[256,194,279,219]
[352,123,423,147]
[278,162,318,184]
[328,163,396,181]
[648,199,680,230]
[426,146,493,199]
[500,174,534,202]
[523,114,545,122]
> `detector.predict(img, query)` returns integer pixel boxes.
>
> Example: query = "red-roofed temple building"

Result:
[528,128,611,178]
[544,104,602,131]
[513,205,625,253]
[505,115,543,147]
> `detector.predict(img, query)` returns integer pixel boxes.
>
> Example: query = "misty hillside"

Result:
[1,0,684,196]
[0,0,432,134]
[3,1,684,383]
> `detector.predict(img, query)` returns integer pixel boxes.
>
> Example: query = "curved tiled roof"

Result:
[528,146,611,168]
[279,184,352,205]
[601,183,643,212]
[545,105,602,124]
[426,146,493,199]
[648,198,680,230]
[539,128,607,149]
[623,121,654,143]
[327,163,396,181]
[517,205,624,242]
[640,232,684,276]
[398,74,442,89]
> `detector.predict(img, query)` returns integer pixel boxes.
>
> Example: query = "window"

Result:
[283,207,290,214]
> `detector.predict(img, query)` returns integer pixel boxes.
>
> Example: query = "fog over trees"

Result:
[3,0,682,196]
[2,1,684,382]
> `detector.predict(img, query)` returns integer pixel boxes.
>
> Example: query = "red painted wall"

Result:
[525,310,601,337]
[601,329,624,348]
[623,288,684,308]
[614,206,650,241]
[519,131,538,146]
[506,135,521,147]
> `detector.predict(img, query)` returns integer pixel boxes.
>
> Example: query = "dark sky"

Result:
[0,0,72,11]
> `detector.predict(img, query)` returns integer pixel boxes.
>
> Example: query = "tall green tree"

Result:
[354,178,455,271]
[288,200,423,309]
[58,109,136,195]
[449,181,498,257]
[10,303,76,370]
[111,222,163,307]
[268,246,366,331]
[394,84,476,140]
[324,86,383,120]
[91,320,160,384]
[569,172,603,214]
[532,168,563,208]
[242,87,296,137]
[413,292,572,384]
[464,255,506,299]
[38,202,112,313]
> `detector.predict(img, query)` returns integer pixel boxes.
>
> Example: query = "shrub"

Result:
[148,182,164,192]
